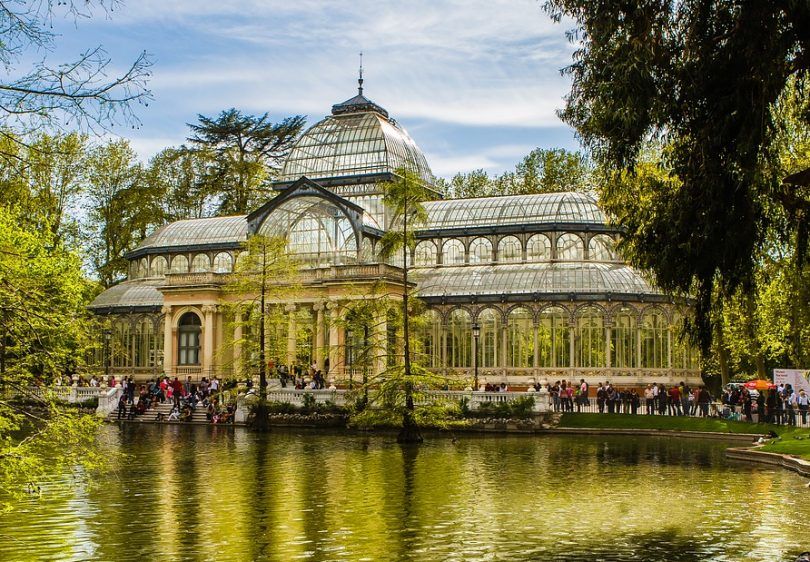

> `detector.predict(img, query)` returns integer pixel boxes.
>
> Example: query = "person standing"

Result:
[596,383,606,413]
[644,385,655,415]
[797,389,809,426]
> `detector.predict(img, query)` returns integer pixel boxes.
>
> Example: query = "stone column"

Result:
[233,312,243,378]
[285,304,297,368]
[500,322,508,376]
[162,306,173,377]
[373,308,387,376]
[314,302,325,371]
[568,320,576,373]
[215,309,224,375]
[202,305,217,377]
[326,301,341,382]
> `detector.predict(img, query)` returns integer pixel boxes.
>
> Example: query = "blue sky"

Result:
[50,0,580,178]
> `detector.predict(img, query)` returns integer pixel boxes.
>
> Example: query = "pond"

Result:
[0,425,808,561]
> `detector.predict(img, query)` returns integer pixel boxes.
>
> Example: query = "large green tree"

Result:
[85,139,161,287]
[145,145,218,221]
[187,109,305,215]
[544,0,810,350]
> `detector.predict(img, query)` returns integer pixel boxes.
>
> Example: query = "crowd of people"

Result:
[537,378,808,425]
[116,375,235,424]
[272,360,328,390]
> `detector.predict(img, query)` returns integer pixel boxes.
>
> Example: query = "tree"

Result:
[0,131,87,245]
[0,205,102,508]
[378,168,433,444]
[145,145,217,221]
[544,0,809,350]
[187,109,305,215]
[512,148,591,194]
[0,1,151,141]
[223,234,297,431]
[85,139,159,286]
[438,148,592,198]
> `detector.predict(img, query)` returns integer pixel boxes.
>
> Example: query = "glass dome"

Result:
[278,108,435,187]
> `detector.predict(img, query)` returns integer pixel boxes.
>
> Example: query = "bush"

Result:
[464,396,535,419]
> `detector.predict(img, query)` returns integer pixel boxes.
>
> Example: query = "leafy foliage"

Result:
[544,0,809,351]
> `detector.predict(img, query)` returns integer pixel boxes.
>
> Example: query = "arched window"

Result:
[611,307,636,368]
[138,258,148,279]
[178,312,201,365]
[556,233,584,261]
[538,306,569,368]
[212,252,233,273]
[526,234,552,262]
[191,253,210,273]
[478,308,500,368]
[414,241,438,266]
[129,261,138,279]
[498,236,522,263]
[134,317,155,368]
[588,234,616,261]
[149,256,167,277]
[575,306,605,368]
[442,239,465,266]
[468,237,492,264]
[641,309,669,368]
[415,309,442,368]
[112,319,132,368]
[446,308,471,368]
[171,255,189,274]
[508,307,534,368]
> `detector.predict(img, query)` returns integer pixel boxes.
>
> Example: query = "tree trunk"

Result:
[397,184,423,444]
[253,246,270,432]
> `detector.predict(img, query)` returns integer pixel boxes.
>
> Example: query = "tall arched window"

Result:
[171,255,189,274]
[134,317,155,368]
[611,307,636,368]
[556,233,584,261]
[468,237,492,264]
[538,306,569,368]
[149,256,167,277]
[212,252,233,273]
[588,234,617,261]
[508,307,534,368]
[178,312,201,365]
[526,234,552,262]
[191,253,210,273]
[641,309,669,368]
[138,258,148,278]
[442,239,465,266]
[498,236,522,263]
[446,308,471,368]
[416,309,442,368]
[414,241,438,266]
[478,308,500,368]
[575,306,605,367]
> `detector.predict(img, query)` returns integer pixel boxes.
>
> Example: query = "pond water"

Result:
[0,425,808,561]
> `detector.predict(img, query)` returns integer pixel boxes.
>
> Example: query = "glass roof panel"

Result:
[134,215,248,251]
[421,192,605,230]
[88,280,164,310]
[411,262,661,298]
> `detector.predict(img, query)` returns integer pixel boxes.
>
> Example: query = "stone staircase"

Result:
[107,399,212,424]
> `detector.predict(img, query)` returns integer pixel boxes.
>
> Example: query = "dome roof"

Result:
[278,94,435,187]
[88,279,164,311]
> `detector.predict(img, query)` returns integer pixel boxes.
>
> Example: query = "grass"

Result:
[758,427,810,460]
[558,413,777,434]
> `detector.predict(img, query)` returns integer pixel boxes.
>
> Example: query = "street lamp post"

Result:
[103,328,112,382]
[472,321,480,391]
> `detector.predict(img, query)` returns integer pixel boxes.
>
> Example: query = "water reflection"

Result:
[0,426,808,561]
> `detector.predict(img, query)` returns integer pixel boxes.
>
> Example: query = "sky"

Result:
[48,0,581,178]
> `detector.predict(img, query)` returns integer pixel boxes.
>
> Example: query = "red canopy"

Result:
[743,379,777,390]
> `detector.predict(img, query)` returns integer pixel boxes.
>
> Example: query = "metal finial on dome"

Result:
[358,51,364,95]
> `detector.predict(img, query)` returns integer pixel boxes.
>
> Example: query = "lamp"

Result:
[472,321,480,391]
